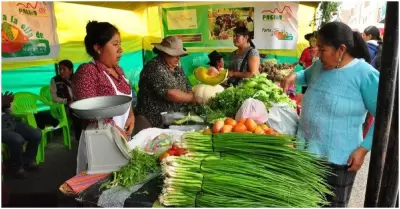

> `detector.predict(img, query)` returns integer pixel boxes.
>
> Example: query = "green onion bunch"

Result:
[159,132,333,207]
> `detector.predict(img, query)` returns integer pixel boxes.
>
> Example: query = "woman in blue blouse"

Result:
[282,22,379,207]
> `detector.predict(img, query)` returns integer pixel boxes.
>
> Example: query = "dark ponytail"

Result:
[318,22,371,63]
[352,31,371,63]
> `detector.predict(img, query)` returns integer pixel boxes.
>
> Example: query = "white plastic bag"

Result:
[127,128,185,154]
[235,98,269,124]
[266,103,299,135]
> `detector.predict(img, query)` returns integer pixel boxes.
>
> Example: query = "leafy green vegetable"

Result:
[101,148,160,189]
[207,74,295,117]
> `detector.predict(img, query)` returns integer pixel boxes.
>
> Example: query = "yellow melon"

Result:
[194,66,228,86]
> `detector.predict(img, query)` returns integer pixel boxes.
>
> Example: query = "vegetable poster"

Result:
[1,1,59,62]
[161,2,298,50]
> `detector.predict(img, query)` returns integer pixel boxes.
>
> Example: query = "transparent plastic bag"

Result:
[235,98,269,124]
[266,103,299,135]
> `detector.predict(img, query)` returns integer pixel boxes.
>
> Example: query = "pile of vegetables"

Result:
[159,132,332,207]
[203,117,278,135]
[101,148,160,189]
[259,62,293,82]
[207,74,295,117]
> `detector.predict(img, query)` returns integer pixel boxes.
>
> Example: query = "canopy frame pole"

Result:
[364,2,399,207]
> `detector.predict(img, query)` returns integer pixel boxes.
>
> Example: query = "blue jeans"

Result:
[2,121,41,167]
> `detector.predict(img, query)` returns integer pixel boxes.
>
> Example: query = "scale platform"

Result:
[70,95,133,174]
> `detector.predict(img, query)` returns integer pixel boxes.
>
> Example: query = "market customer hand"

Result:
[125,116,135,138]
[280,73,297,92]
[347,147,368,172]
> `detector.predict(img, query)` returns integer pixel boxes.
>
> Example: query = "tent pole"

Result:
[364,1,399,207]
[378,69,399,207]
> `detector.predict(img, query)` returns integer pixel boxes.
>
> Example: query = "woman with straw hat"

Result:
[135,36,196,129]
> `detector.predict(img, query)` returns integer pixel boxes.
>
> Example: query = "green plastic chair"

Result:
[12,92,72,163]
[40,85,72,149]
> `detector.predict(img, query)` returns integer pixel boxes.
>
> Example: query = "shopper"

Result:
[281,22,378,207]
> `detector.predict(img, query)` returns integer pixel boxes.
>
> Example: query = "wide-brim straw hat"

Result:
[152,36,188,57]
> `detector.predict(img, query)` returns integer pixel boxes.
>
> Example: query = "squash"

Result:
[192,84,224,104]
[194,66,228,85]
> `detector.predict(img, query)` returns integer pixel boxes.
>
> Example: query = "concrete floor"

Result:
[348,152,371,208]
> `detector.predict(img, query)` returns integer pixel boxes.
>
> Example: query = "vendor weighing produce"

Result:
[135,36,197,129]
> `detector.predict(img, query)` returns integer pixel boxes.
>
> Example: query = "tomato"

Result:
[213,120,225,133]
[244,118,257,132]
[221,125,233,133]
[233,123,247,133]
[224,118,237,126]
[167,149,176,155]
[265,128,273,135]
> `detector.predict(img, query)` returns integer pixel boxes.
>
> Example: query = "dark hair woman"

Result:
[362,25,383,69]
[50,59,82,142]
[227,26,260,86]
[207,50,225,76]
[72,21,135,174]
[281,22,379,207]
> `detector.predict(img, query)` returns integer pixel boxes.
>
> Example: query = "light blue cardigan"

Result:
[296,58,379,165]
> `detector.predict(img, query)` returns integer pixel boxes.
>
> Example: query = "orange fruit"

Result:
[213,120,225,133]
[253,126,265,134]
[233,123,247,133]
[259,124,270,131]
[221,125,233,133]
[244,118,257,132]
[238,118,246,124]
[224,118,237,126]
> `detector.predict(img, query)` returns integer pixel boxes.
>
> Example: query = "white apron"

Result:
[76,70,132,174]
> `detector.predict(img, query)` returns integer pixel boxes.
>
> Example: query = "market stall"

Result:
[59,67,320,207]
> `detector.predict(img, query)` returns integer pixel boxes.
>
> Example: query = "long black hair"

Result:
[318,22,371,63]
[233,26,255,48]
[364,26,382,41]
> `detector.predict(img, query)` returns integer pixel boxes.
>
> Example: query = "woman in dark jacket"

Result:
[50,60,82,141]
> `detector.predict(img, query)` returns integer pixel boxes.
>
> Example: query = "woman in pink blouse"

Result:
[72,21,135,174]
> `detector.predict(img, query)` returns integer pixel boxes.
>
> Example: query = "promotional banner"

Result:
[2,1,59,62]
[162,2,298,50]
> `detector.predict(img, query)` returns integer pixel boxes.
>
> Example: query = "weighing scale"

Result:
[70,95,133,174]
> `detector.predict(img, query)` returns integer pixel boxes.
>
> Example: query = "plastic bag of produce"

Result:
[235,98,269,124]
[266,103,299,135]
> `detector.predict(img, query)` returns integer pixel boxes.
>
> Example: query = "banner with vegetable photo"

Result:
[161,2,298,50]
[2,1,59,62]
[253,2,298,49]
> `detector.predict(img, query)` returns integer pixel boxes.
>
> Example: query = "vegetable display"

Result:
[102,148,160,189]
[205,117,278,135]
[259,62,293,82]
[159,132,332,207]
[207,74,295,117]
